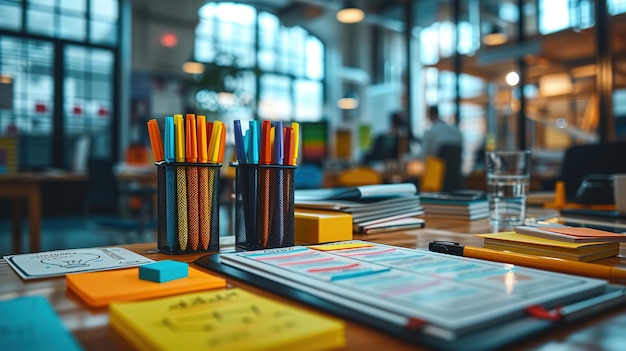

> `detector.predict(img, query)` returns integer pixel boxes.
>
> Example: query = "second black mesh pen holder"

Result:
[232,163,296,250]
[156,162,221,254]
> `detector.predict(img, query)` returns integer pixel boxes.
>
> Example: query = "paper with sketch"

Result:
[4,247,153,280]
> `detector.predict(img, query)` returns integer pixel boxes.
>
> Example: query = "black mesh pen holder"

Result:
[156,162,221,254]
[231,162,296,250]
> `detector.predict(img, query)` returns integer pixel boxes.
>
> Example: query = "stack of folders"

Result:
[294,183,425,234]
[475,231,621,262]
[420,191,489,220]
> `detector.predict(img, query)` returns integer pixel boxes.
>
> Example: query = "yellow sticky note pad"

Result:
[109,288,345,351]
[295,209,353,245]
[309,240,375,251]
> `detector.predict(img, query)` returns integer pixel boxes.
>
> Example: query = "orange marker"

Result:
[197,116,208,163]
[185,114,198,163]
[147,119,164,162]
[261,120,271,164]
[217,124,227,163]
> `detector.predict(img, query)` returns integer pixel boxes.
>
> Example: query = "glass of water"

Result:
[486,150,532,228]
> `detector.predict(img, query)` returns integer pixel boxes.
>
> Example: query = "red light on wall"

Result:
[73,105,83,116]
[98,106,109,117]
[35,102,47,113]
[160,32,178,48]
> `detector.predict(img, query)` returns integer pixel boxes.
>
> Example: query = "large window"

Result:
[0,0,119,170]
[194,2,325,122]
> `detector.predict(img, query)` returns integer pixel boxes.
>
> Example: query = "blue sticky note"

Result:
[139,260,189,283]
[0,296,83,351]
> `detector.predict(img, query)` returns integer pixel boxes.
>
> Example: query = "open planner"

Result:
[195,240,626,351]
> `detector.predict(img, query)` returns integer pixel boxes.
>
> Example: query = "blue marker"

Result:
[249,120,259,164]
[164,116,177,252]
[234,120,246,164]
[274,121,283,165]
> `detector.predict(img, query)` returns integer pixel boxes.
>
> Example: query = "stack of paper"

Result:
[514,225,626,243]
[109,288,345,351]
[294,183,424,233]
[475,232,620,262]
[420,192,489,220]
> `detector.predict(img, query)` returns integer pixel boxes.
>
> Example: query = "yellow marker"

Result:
[217,124,227,163]
[291,122,299,166]
[174,114,188,251]
[174,114,185,162]
[207,120,219,163]
[209,121,223,163]
[270,126,275,164]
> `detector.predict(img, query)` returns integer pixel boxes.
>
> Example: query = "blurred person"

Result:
[364,111,412,164]
[420,105,463,159]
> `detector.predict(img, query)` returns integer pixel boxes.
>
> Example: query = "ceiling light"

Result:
[336,1,364,24]
[505,71,520,86]
[182,60,205,75]
[337,93,359,109]
[483,27,508,46]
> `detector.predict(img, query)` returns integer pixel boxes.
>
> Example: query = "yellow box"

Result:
[295,209,353,244]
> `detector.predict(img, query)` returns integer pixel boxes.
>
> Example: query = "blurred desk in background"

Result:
[0,171,86,253]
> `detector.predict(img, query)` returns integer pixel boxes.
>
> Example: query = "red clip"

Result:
[526,305,562,322]
[405,317,427,330]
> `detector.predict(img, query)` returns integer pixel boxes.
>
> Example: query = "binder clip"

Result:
[525,304,562,322]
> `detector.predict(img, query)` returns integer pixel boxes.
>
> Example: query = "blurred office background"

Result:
[1,0,626,255]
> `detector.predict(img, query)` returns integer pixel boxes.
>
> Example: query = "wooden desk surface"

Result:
[0,171,86,182]
[1,216,625,351]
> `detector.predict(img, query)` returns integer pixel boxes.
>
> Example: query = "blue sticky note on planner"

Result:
[0,296,83,351]
[139,260,189,283]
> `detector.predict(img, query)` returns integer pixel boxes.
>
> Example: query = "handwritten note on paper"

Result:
[4,247,153,280]
[109,288,345,351]
[0,296,83,351]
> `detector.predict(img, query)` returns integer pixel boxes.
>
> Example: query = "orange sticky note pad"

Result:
[66,266,226,307]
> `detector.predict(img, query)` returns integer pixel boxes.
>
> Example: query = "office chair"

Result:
[84,158,157,242]
[336,166,382,187]
[558,142,626,201]
[420,144,463,193]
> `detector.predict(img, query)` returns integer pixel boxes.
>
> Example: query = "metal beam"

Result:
[596,0,614,142]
